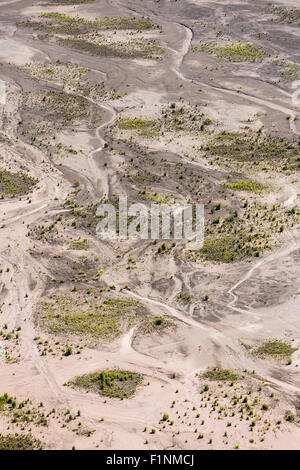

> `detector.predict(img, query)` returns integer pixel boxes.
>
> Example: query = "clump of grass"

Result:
[0,433,42,450]
[67,369,144,398]
[94,16,155,30]
[139,192,174,204]
[199,41,270,62]
[69,239,90,250]
[273,59,300,81]
[227,180,267,194]
[200,235,240,263]
[268,6,300,25]
[285,412,295,422]
[46,0,95,4]
[202,367,240,382]
[118,118,155,130]
[0,393,11,411]
[252,339,298,361]
[177,291,192,303]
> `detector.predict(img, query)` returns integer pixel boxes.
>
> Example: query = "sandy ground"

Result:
[0,0,299,450]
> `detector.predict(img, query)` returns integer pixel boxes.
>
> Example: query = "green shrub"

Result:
[227,180,267,194]
[202,367,240,382]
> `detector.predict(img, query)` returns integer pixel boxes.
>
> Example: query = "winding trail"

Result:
[64,88,117,198]
[0,0,23,7]
[0,203,48,225]
[125,289,210,331]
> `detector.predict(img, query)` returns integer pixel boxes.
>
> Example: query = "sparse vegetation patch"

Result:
[38,293,143,341]
[273,59,300,81]
[57,37,163,59]
[47,0,95,4]
[67,369,144,398]
[0,433,42,450]
[251,339,298,361]
[268,6,300,25]
[138,315,175,334]
[204,131,300,167]
[202,367,241,382]
[22,13,155,34]
[227,180,267,194]
[199,41,270,62]
[200,235,241,263]
[20,13,162,59]
[0,169,38,197]
[118,118,155,130]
